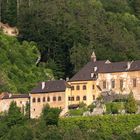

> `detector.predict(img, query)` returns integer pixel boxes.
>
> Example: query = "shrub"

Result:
[41,104,61,126]
[106,102,125,114]
[125,91,138,114]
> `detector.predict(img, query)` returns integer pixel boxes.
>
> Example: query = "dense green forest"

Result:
[1,0,140,79]
[0,33,53,93]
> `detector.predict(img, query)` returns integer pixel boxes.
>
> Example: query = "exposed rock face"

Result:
[0,22,19,36]
[133,125,140,134]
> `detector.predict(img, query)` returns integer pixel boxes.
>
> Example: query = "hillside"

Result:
[0,32,53,93]
[1,0,140,78]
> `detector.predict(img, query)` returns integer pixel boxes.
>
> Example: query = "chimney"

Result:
[41,82,45,90]
[66,77,69,81]
[94,66,97,72]
[126,61,133,70]
[9,93,12,98]
[91,51,96,62]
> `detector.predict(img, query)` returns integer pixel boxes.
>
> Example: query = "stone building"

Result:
[0,92,29,113]
[68,52,140,107]
[30,80,71,118]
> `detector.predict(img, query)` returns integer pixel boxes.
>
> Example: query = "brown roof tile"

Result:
[31,80,68,94]
[69,60,140,82]
[2,93,29,99]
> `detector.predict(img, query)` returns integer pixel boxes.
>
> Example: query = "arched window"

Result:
[58,96,61,101]
[53,96,56,101]
[47,97,50,102]
[92,85,95,89]
[83,85,86,90]
[93,95,95,100]
[71,96,74,101]
[76,96,80,101]
[76,85,80,90]
[43,97,45,102]
[71,86,74,90]
[68,96,71,101]
[37,98,40,102]
[83,96,86,100]
[32,98,36,103]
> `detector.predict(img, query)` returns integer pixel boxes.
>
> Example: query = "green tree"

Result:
[6,101,26,128]
[41,104,61,126]
[125,91,138,114]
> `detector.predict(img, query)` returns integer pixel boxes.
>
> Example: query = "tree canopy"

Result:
[0,32,53,93]
[1,0,140,78]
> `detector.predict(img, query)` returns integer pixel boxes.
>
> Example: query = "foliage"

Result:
[79,102,87,108]
[69,108,86,116]
[125,92,138,114]
[106,102,125,114]
[41,104,61,126]
[0,33,53,93]
[88,103,96,112]
[1,0,140,78]
[59,114,140,140]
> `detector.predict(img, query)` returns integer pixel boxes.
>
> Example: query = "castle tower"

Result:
[91,51,96,62]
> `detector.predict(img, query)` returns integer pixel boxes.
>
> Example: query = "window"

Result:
[133,78,137,87]
[120,79,123,89]
[37,98,40,102]
[71,96,74,101]
[103,80,106,89]
[92,85,95,90]
[111,80,115,89]
[83,85,86,90]
[53,97,56,101]
[93,95,95,100]
[32,98,36,103]
[58,96,61,101]
[68,96,71,101]
[43,97,45,102]
[76,96,80,101]
[71,86,74,90]
[76,85,80,90]
[47,97,50,102]
[83,96,86,100]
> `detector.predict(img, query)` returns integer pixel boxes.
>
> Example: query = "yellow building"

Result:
[30,80,71,118]
[68,52,140,107]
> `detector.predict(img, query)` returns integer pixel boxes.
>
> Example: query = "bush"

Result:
[106,102,125,114]
[125,92,138,114]
[69,108,86,116]
[41,104,61,126]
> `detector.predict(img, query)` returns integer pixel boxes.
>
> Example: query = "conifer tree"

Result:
[125,91,138,114]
